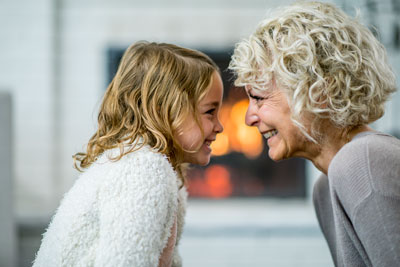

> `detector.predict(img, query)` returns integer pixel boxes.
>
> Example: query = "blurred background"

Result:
[0,0,399,266]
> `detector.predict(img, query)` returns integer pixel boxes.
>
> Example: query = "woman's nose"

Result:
[245,103,259,127]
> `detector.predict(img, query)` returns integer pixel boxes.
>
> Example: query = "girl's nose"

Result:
[215,117,224,133]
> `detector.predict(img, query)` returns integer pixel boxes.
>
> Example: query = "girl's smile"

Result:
[176,71,224,165]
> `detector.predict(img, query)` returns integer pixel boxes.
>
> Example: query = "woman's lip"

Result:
[267,135,275,145]
[262,129,278,139]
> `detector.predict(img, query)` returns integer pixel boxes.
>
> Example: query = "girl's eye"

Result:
[205,108,215,115]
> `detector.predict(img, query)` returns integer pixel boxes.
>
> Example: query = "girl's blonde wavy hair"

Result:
[229,1,396,143]
[73,41,219,184]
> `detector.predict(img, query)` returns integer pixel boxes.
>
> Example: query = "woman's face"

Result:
[176,71,224,166]
[244,81,312,161]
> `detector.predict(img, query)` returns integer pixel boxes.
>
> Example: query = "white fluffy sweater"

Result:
[33,145,187,267]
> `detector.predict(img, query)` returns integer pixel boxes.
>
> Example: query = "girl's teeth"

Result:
[263,130,278,139]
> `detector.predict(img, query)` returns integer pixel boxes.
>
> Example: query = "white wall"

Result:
[0,0,399,217]
[0,92,17,267]
[0,0,55,216]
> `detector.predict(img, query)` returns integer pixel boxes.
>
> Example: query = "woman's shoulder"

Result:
[333,131,400,167]
[329,131,400,204]
[352,131,400,152]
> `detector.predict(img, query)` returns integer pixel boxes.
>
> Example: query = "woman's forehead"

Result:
[245,80,276,92]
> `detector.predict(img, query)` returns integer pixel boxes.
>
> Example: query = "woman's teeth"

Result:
[263,130,278,140]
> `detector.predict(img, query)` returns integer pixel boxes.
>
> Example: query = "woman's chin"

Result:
[268,149,284,162]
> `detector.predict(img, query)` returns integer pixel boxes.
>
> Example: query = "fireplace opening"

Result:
[107,47,306,199]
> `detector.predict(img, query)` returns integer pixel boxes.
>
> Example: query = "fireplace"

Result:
[107,47,306,199]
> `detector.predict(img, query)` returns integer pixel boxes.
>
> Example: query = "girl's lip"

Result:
[203,139,215,151]
[204,138,216,145]
[203,142,212,152]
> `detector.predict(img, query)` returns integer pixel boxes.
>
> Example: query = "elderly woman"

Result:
[229,1,400,266]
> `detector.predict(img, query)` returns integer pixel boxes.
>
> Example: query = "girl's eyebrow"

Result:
[202,101,220,108]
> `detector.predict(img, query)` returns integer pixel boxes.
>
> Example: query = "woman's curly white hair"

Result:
[229,1,397,142]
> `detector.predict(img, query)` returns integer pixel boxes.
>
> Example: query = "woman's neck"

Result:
[310,125,373,174]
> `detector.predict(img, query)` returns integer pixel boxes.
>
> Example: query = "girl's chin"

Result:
[183,151,211,166]
[198,157,211,166]
[194,153,211,166]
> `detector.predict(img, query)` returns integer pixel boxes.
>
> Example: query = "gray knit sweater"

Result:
[313,131,400,267]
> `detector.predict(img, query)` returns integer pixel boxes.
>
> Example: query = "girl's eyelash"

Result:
[205,108,215,114]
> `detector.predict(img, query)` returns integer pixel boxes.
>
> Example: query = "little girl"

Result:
[33,41,224,267]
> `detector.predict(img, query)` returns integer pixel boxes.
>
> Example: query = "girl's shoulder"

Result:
[82,144,178,193]
[96,144,173,172]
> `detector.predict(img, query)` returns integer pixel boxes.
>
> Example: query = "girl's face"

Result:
[244,81,313,161]
[176,71,224,166]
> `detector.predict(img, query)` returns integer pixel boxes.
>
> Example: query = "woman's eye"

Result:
[249,93,264,102]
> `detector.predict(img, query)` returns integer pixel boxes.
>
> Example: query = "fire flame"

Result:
[211,99,263,159]
[187,164,233,198]
[187,97,265,198]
